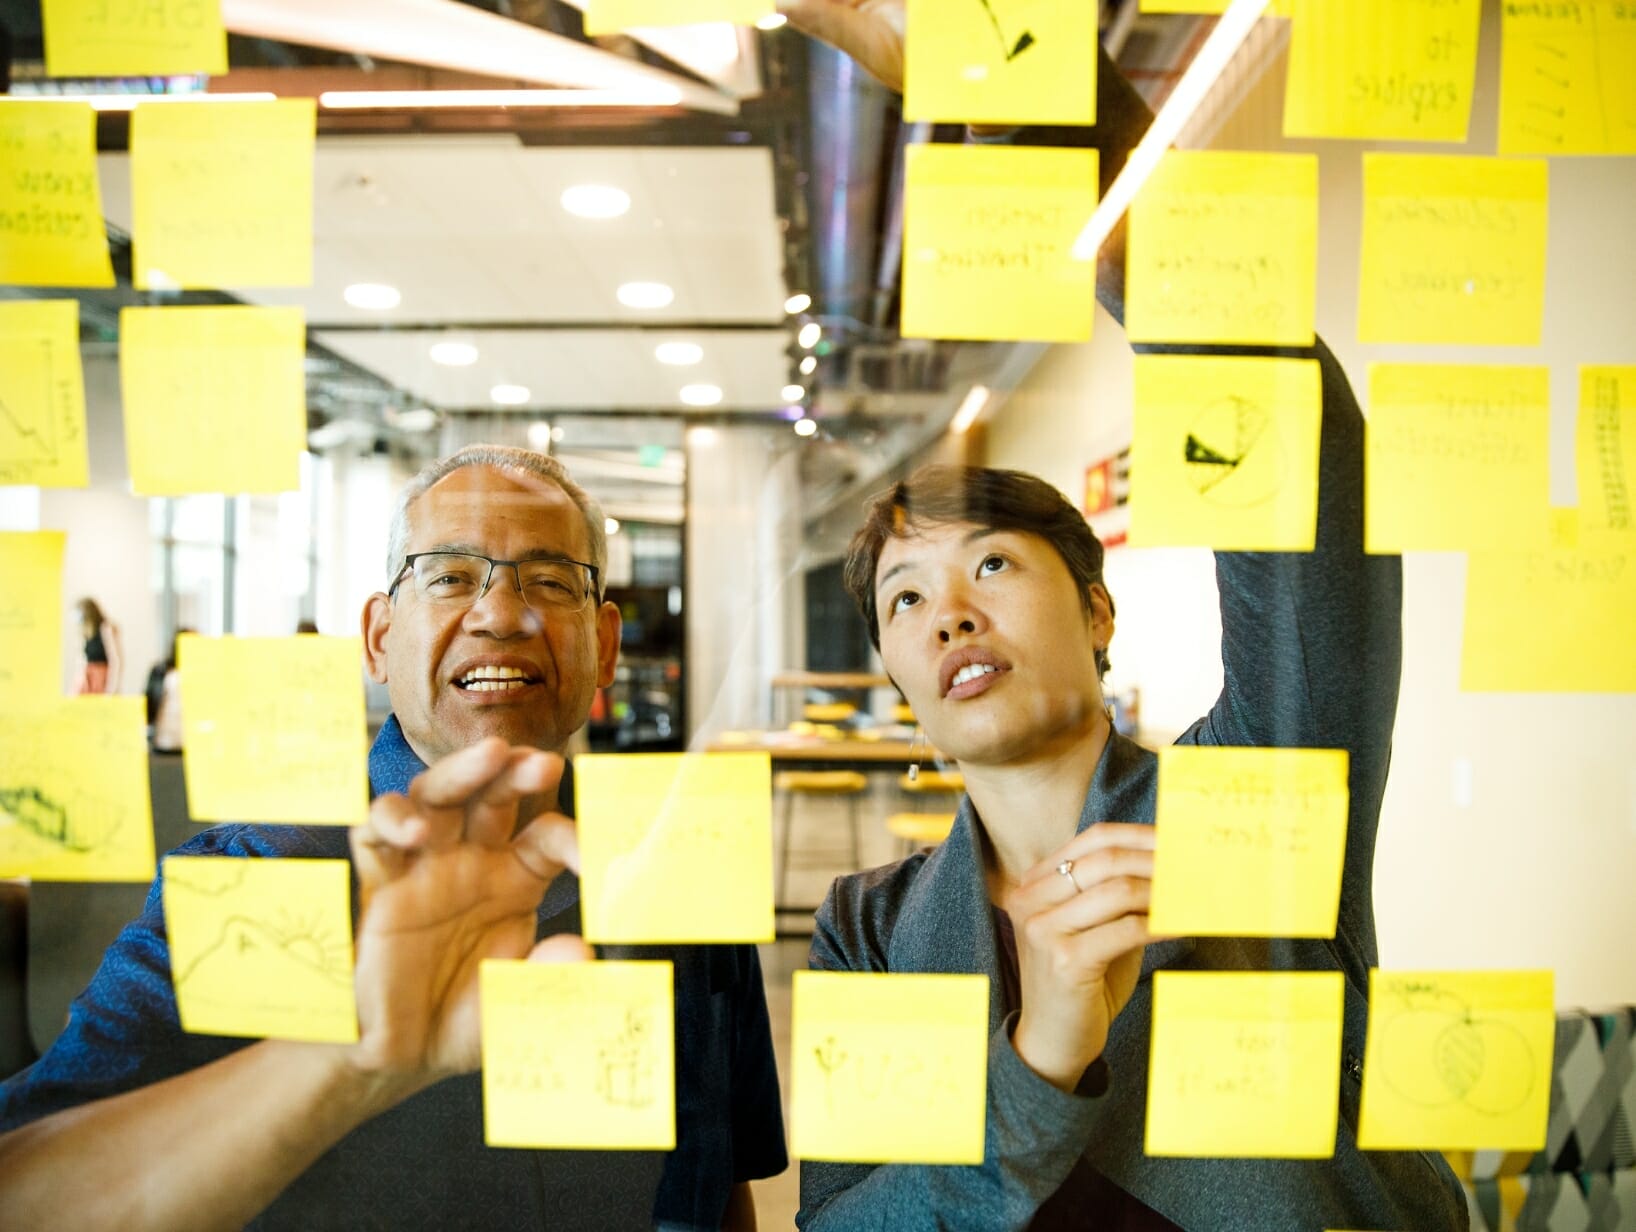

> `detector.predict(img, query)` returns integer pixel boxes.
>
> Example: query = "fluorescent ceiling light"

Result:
[687,426,718,446]
[655,341,704,366]
[553,2,752,93]
[219,0,736,115]
[950,385,992,435]
[679,384,723,407]
[793,417,817,437]
[797,322,822,349]
[527,421,554,449]
[1072,0,1271,262]
[784,292,812,314]
[618,281,675,309]
[756,13,788,30]
[799,355,817,376]
[561,184,632,219]
[321,86,681,109]
[430,341,479,366]
[391,407,440,432]
[343,282,401,310]
[491,384,531,406]
[781,384,805,403]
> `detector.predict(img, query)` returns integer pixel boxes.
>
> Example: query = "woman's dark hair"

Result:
[842,465,1115,678]
[76,597,105,632]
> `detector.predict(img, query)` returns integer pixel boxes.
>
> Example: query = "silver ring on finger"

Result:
[1056,858,1082,894]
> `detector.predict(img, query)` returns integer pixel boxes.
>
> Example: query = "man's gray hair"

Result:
[385,444,608,593]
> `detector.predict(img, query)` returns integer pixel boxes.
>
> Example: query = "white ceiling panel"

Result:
[97,138,788,326]
[312,327,795,411]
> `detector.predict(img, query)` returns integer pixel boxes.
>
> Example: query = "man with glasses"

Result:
[0,445,787,1231]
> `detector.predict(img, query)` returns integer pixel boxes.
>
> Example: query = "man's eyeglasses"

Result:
[388,552,601,611]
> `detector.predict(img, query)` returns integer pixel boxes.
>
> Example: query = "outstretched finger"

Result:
[462,749,563,849]
[405,737,516,841]
[509,810,580,886]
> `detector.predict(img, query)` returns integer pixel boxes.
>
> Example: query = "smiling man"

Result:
[0,445,786,1231]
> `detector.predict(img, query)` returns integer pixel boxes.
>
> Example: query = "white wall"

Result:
[980,0,1636,1007]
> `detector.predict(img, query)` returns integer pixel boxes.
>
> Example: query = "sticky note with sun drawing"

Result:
[1359,970,1555,1151]
[1129,355,1322,552]
[163,856,358,1043]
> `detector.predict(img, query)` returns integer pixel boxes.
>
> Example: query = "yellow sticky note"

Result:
[1358,154,1548,347]
[481,959,675,1150]
[1284,0,1480,142]
[1127,151,1317,346]
[791,971,989,1164]
[0,697,155,882]
[1499,1,1636,155]
[1365,364,1552,554]
[1130,355,1321,552]
[179,635,368,824]
[0,300,88,488]
[1141,0,1291,12]
[1577,366,1636,542]
[0,101,115,288]
[42,0,227,77]
[131,99,315,290]
[905,0,1097,126]
[1150,746,1349,938]
[1359,970,1555,1151]
[1146,970,1344,1158]
[902,143,1097,343]
[575,752,773,944]
[163,855,358,1043]
[583,0,771,33]
[0,531,65,707]
[1462,512,1636,692]
[119,305,306,496]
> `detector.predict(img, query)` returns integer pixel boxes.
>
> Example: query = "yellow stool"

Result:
[803,702,858,724]
[774,770,869,910]
[885,812,956,856]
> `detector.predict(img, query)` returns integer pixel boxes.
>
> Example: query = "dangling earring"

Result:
[907,725,925,782]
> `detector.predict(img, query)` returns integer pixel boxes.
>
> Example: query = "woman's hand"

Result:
[999,822,1161,1091]
[780,0,906,93]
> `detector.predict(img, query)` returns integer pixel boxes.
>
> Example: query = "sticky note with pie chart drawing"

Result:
[0,300,89,489]
[1359,970,1555,1151]
[1129,355,1321,552]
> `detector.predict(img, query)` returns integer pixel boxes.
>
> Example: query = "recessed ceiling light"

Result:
[756,13,789,30]
[680,384,723,407]
[781,384,806,403]
[618,281,675,309]
[799,355,817,376]
[561,184,631,219]
[344,282,401,310]
[655,341,704,366]
[784,292,812,314]
[605,517,622,535]
[491,384,531,406]
[527,421,554,449]
[794,417,818,437]
[688,426,718,447]
[798,322,822,349]
[551,426,565,442]
[392,408,439,432]
[430,341,479,366]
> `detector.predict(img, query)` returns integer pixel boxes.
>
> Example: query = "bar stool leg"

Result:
[848,795,862,871]
[777,785,796,909]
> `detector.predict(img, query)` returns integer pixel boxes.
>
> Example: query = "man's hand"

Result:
[1000,823,1160,1091]
[781,0,906,92]
[348,738,588,1090]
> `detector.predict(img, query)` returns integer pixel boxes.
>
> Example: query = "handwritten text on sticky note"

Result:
[1284,0,1481,142]
[1365,363,1551,554]
[1151,746,1348,938]
[1499,1,1636,155]
[0,299,88,488]
[0,697,155,883]
[1358,154,1548,347]
[179,635,368,824]
[481,959,675,1150]
[1127,150,1317,346]
[42,0,227,78]
[119,305,306,496]
[1147,970,1344,1158]
[1360,969,1555,1151]
[1577,366,1636,542]
[0,531,65,707]
[0,101,115,288]
[576,752,773,944]
[131,99,315,290]
[1130,355,1321,552]
[792,971,989,1164]
[902,143,1097,343]
[905,0,1097,126]
[164,855,358,1043]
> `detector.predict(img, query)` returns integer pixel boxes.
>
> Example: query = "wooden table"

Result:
[704,734,922,765]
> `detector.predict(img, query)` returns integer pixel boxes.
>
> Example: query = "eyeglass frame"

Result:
[387,551,603,610]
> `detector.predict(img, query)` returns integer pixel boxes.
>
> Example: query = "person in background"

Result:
[144,629,190,754]
[74,598,121,695]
